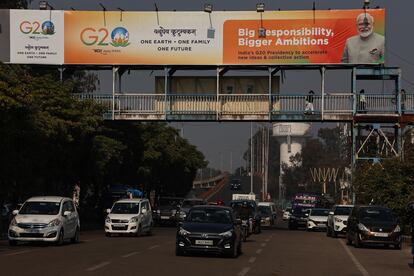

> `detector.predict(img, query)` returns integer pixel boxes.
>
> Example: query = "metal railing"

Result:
[73,92,407,119]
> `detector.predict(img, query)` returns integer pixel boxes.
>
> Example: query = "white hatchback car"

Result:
[105,198,153,237]
[306,208,330,231]
[8,196,80,246]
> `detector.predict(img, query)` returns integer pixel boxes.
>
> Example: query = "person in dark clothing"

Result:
[401,89,406,114]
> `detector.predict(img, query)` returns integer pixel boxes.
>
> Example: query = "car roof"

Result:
[190,205,232,211]
[26,196,68,202]
[258,202,275,206]
[115,198,146,204]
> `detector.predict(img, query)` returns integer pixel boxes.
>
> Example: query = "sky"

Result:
[26,0,414,171]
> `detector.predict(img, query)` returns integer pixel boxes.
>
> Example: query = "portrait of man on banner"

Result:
[341,12,385,64]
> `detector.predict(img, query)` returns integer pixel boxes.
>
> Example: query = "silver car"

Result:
[8,196,80,246]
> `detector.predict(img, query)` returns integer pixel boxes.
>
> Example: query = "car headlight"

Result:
[105,216,111,223]
[393,225,401,233]
[48,218,61,227]
[357,223,370,232]
[130,217,139,223]
[334,217,342,223]
[179,211,187,217]
[10,218,17,226]
[219,230,233,238]
[178,227,190,236]
[156,210,160,214]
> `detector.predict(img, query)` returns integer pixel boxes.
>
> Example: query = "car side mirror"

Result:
[235,218,242,225]
[12,210,19,216]
[141,208,147,214]
[106,208,111,214]
[329,211,334,215]
[63,211,71,217]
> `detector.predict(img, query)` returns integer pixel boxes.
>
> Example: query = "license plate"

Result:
[26,229,39,233]
[160,216,170,220]
[113,224,125,227]
[195,240,213,245]
[374,232,388,237]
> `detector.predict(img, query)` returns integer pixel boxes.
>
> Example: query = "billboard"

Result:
[9,10,64,64]
[1,9,385,65]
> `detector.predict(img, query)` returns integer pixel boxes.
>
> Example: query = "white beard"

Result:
[360,29,373,38]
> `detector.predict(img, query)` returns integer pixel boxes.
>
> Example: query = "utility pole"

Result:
[250,122,254,194]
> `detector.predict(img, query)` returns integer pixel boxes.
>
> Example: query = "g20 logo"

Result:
[80,27,130,47]
[20,20,55,35]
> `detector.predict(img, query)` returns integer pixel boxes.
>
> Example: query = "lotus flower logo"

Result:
[110,27,130,47]
[41,21,55,35]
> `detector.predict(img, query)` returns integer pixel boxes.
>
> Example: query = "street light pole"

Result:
[250,122,254,194]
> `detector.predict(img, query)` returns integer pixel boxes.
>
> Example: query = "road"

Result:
[208,175,263,203]
[0,220,412,276]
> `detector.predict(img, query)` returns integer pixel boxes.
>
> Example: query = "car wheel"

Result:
[71,227,80,244]
[237,240,242,255]
[175,246,184,256]
[8,240,17,246]
[346,233,352,245]
[56,229,64,246]
[136,225,142,237]
[354,233,362,248]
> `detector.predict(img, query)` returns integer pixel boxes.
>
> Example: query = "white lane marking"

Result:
[261,243,267,247]
[5,250,33,256]
[148,245,160,250]
[339,239,370,276]
[238,267,250,276]
[122,251,140,258]
[248,257,256,263]
[265,239,270,242]
[256,248,262,254]
[86,261,111,272]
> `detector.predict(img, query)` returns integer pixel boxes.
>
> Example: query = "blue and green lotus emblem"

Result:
[110,27,130,47]
[41,21,55,35]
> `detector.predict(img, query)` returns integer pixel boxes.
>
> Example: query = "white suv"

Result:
[326,205,353,238]
[8,196,80,246]
[105,198,153,237]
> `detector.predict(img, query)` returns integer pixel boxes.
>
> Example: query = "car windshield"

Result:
[19,201,61,215]
[258,206,271,216]
[292,207,309,215]
[158,198,180,207]
[187,208,232,224]
[111,203,140,214]
[359,208,396,223]
[310,209,329,216]
[334,206,353,216]
[182,200,205,208]
[231,179,241,184]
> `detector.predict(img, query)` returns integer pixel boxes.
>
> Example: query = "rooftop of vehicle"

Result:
[115,198,146,204]
[26,196,68,202]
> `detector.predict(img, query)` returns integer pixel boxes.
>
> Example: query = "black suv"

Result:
[288,206,311,230]
[346,205,401,249]
[153,197,183,226]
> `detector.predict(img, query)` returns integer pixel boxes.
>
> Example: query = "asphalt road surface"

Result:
[0,219,412,276]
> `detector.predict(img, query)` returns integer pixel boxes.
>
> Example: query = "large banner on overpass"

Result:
[2,9,385,65]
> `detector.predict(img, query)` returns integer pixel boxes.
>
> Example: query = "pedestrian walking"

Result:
[305,90,315,114]
[401,89,406,114]
[359,89,367,113]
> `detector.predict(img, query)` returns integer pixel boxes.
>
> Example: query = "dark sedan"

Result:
[347,205,402,249]
[176,205,242,258]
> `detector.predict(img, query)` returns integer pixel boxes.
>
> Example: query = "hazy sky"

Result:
[27,0,414,171]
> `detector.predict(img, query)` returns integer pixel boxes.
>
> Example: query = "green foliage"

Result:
[0,64,207,220]
[354,159,414,226]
